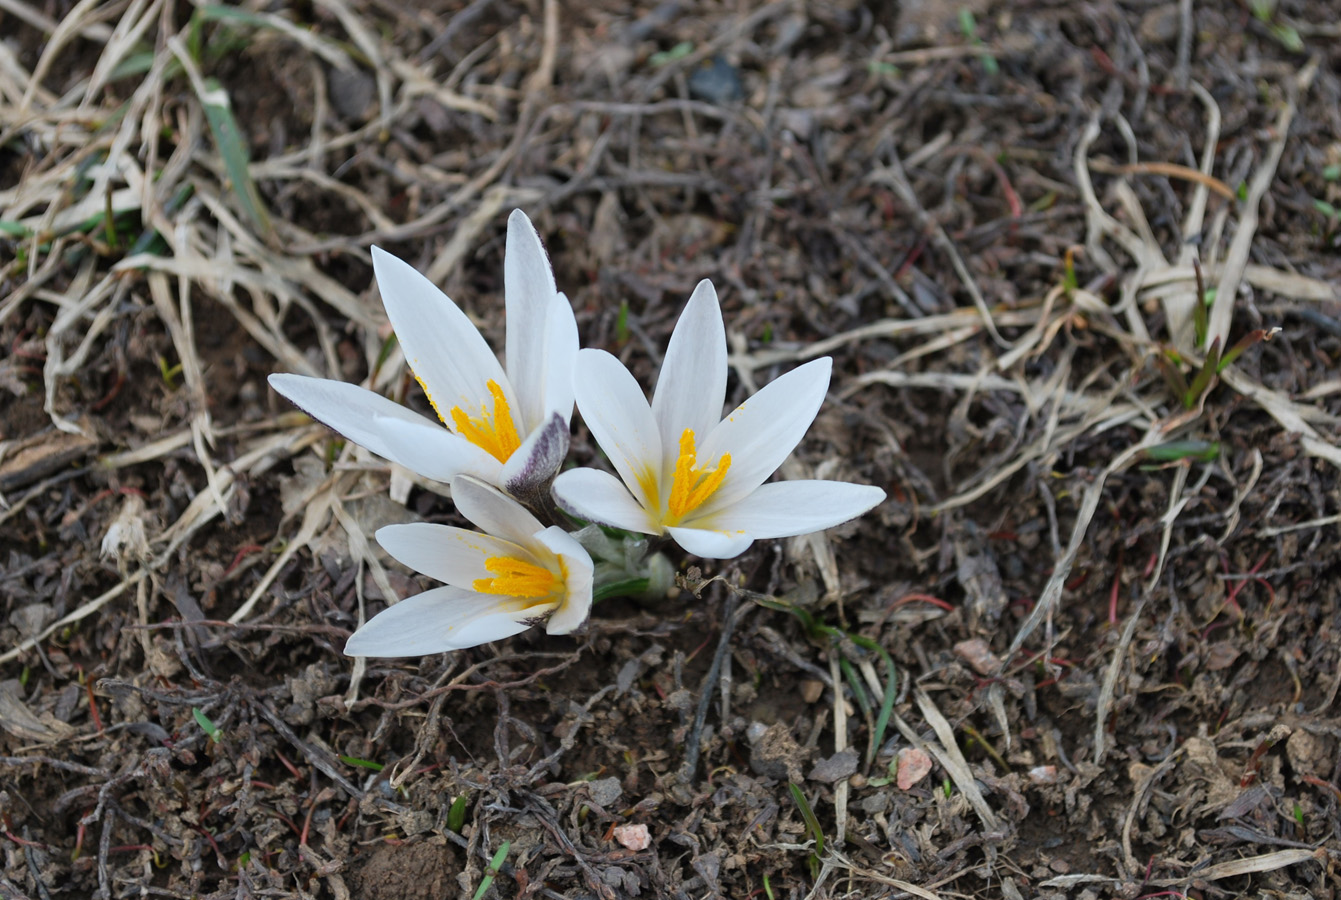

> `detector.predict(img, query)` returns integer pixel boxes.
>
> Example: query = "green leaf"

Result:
[339,755,385,771]
[448,793,469,833]
[193,707,221,742]
[787,783,824,879]
[1143,440,1220,463]
[197,77,272,238]
[471,841,510,900]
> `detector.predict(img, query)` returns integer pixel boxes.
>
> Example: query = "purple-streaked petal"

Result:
[503,210,559,430]
[691,480,886,540]
[665,525,755,560]
[371,246,511,419]
[572,349,663,510]
[375,522,531,589]
[651,279,727,454]
[697,357,833,510]
[343,586,533,656]
[552,467,659,535]
[268,373,497,483]
[500,413,569,502]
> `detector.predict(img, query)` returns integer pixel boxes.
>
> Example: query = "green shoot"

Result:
[763,873,775,900]
[197,77,273,239]
[943,777,953,798]
[615,299,630,343]
[787,783,824,879]
[1324,164,1341,181]
[447,793,469,833]
[1142,440,1220,465]
[372,333,399,382]
[593,577,651,603]
[192,707,221,743]
[471,841,510,900]
[649,42,694,67]
[1293,802,1305,826]
[958,10,999,76]
[1192,258,1209,350]
[339,755,385,771]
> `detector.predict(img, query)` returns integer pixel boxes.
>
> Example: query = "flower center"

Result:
[666,429,730,524]
[449,379,522,464]
[473,555,556,598]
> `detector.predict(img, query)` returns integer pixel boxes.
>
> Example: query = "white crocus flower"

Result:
[345,475,593,656]
[553,280,886,559]
[269,210,577,506]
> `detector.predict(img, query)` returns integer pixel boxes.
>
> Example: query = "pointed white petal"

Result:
[539,292,579,426]
[375,522,531,588]
[651,280,727,453]
[698,358,833,509]
[572,349,663,511]
[450,475,546,548]
[692,480,886,540]
[532,526,594,635]
[552,467,660,535]
[503,210,559,430]
[500,413,569,502]
[666,525,755,560]
[268,374,495,482]
[371,246,511,419]
[344,586,532,656]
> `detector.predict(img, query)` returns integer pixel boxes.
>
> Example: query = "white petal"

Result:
[375,522,532,589]
[666,525,755,560]
[503,210,559,430]
[698,358,833,510]
[532,526,594,635]
[572,349,663,511]
[539,291,579,426]
[268,374,496,483]
[692,480,886,539]
[651,280,727,454]
[500,413,569,500]
[552,467,659,535]
[371,246,512,420]
[344,586,532,656]
[450,475,546,549]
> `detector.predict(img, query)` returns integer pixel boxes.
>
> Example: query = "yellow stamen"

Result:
[449,380,521,464]
[666,429,730,523]
[473,555,556,598]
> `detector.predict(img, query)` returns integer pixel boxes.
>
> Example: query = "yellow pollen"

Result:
[473,555,556,598]
[666,429,730,523]
[449,380,522,464]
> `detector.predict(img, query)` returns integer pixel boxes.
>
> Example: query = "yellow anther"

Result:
[666,429,730,523]
[473,555,556,598]
[449,380,521,464]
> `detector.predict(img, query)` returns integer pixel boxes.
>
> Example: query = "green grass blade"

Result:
[197,77,272,238]
[471,841,510,900]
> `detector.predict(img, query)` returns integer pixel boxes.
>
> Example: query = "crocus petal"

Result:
[268,374,496,482]
[375,522,531,589]
[371,246,511,418]
[651,279,727,455]
[698,357,833,510]
[572,349,663,510]
[665,525,755,560]
[344,586,532,656]
[539,291,579,425]
[552,467,659,535]
[501,413,569,503]
[531,526,594,635]
[451,475,547,550]
[691,480,887,540]
[503,210,559,430]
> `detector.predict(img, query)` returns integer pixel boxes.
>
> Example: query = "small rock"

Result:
[896,747,934,789]
[1027,765,1060,785]
[799,679,825,704]
[328,66,376,121]
[954,638,1001,676]
[588,777,623,809]
[687,56,743,105]
[809,749,859,784]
